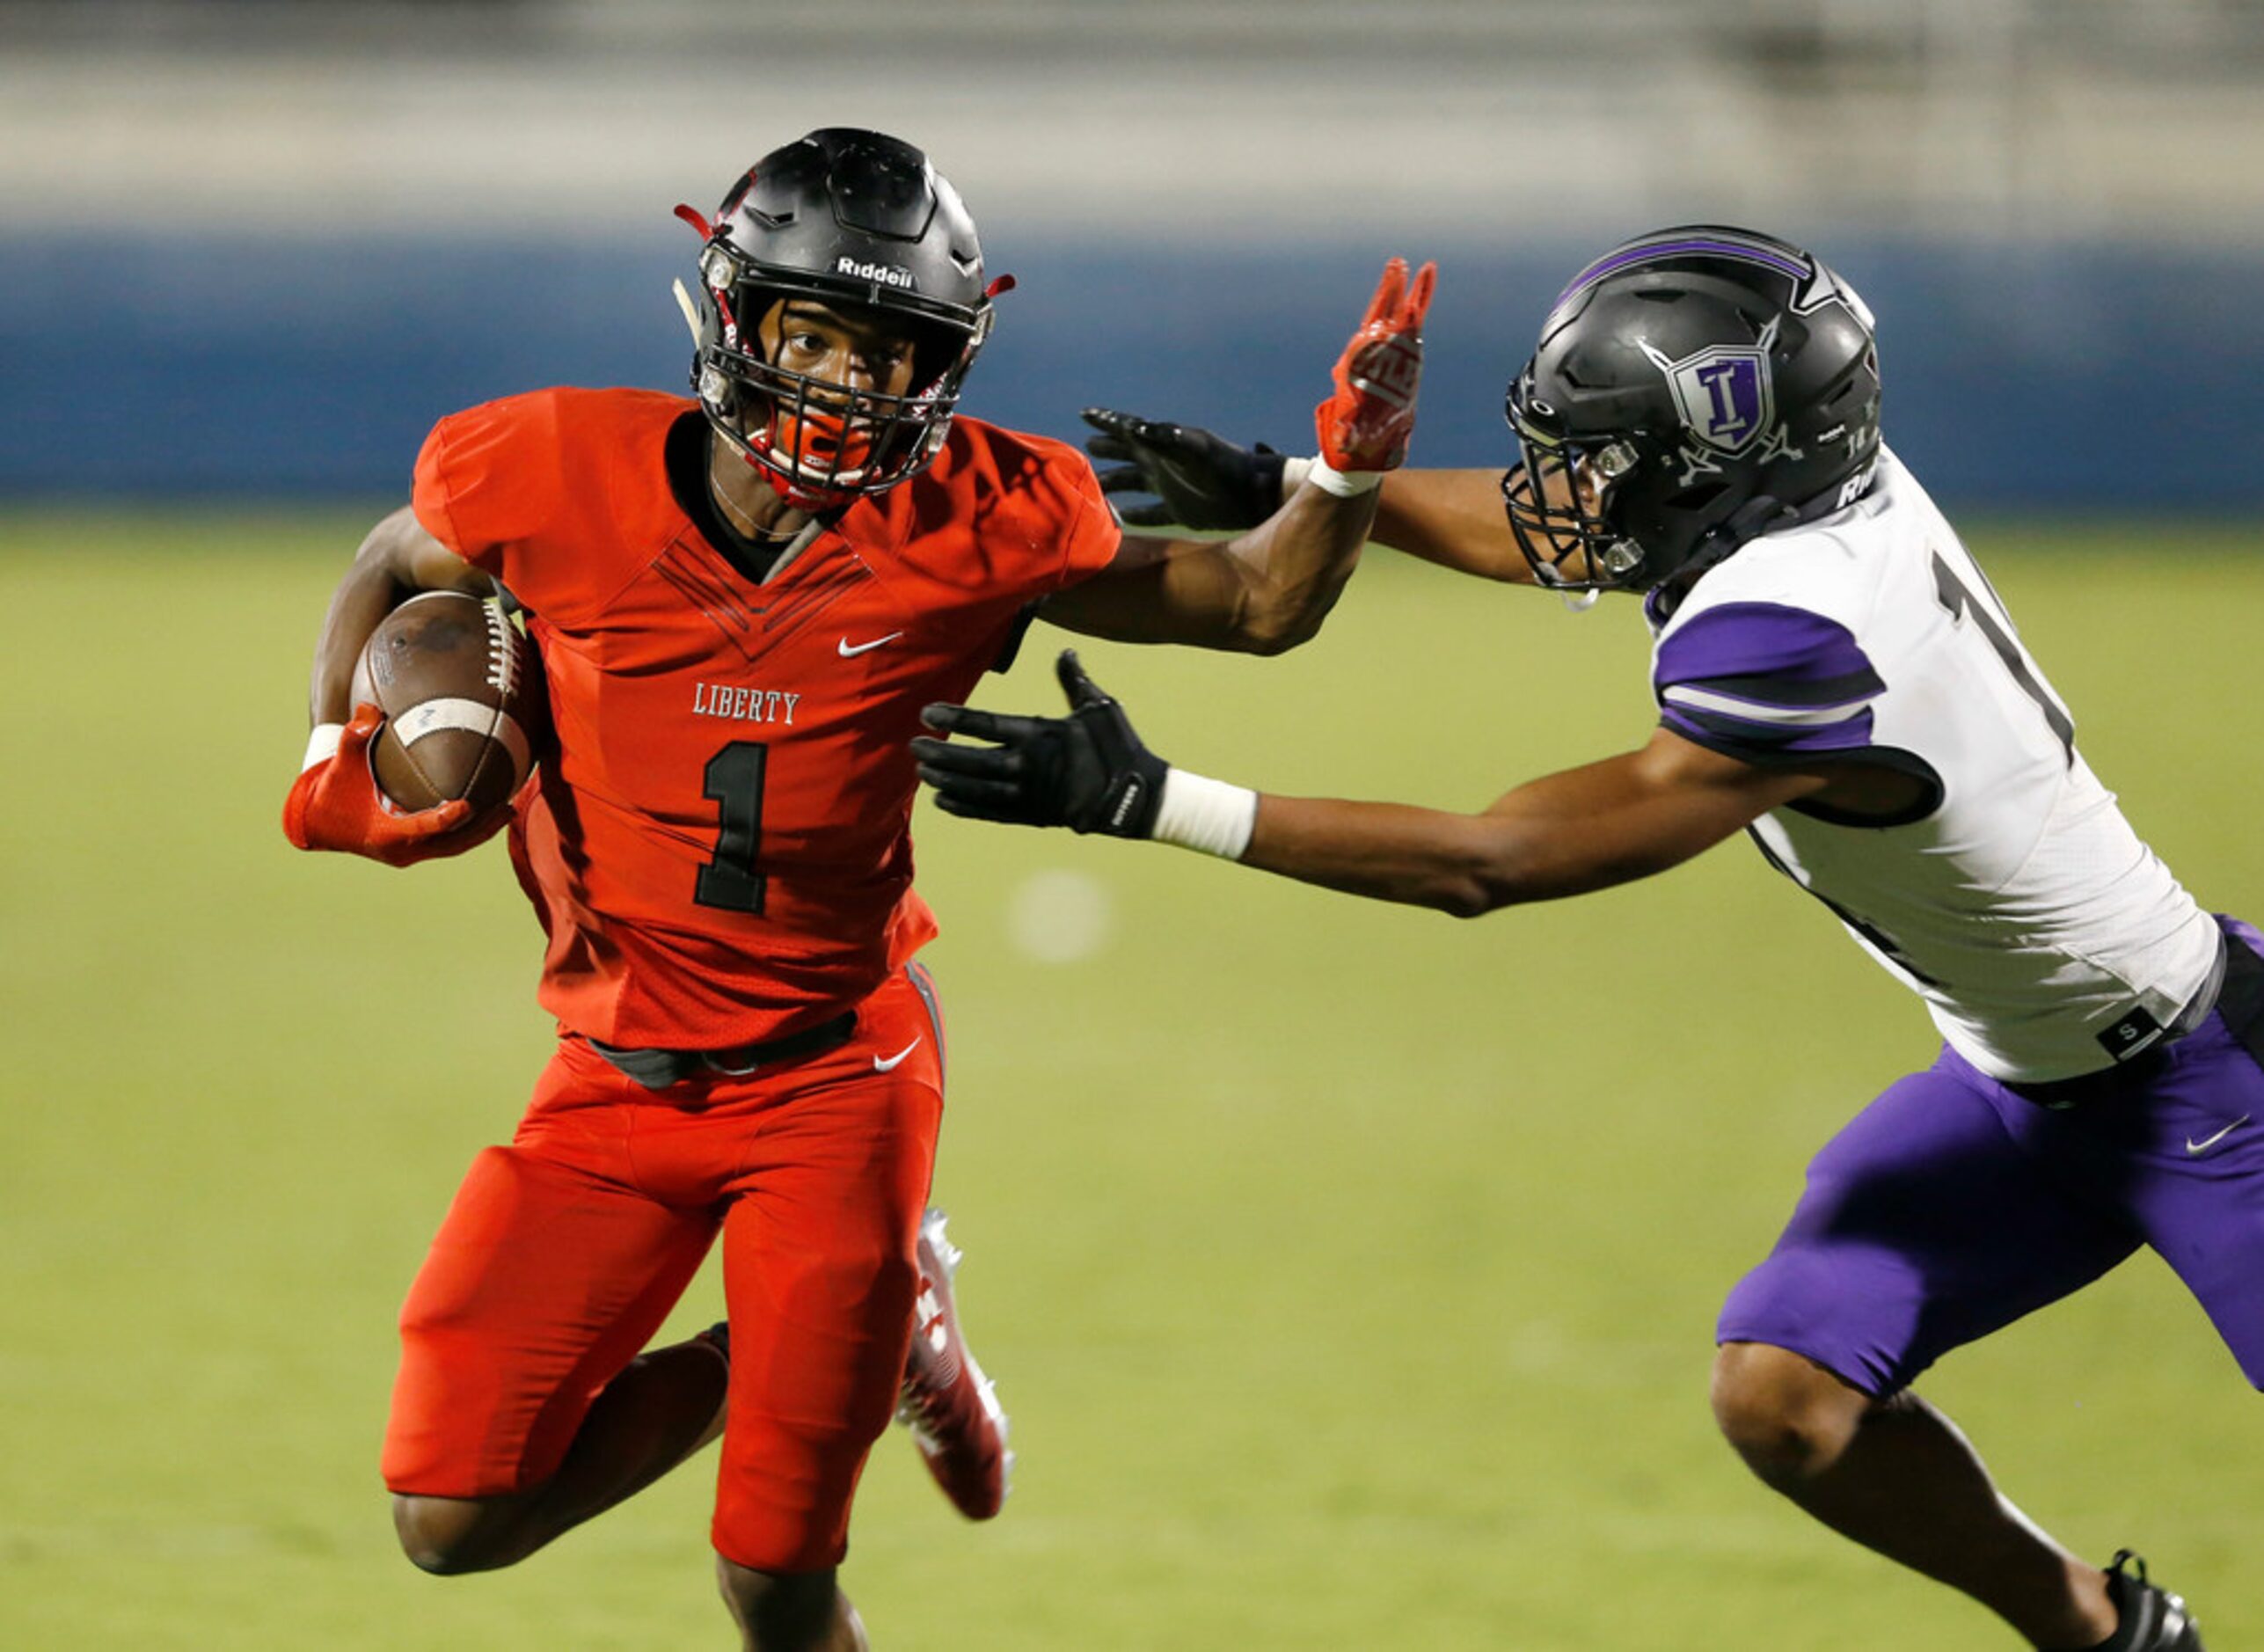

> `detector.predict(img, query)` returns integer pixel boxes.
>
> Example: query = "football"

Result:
[349,590,544,818]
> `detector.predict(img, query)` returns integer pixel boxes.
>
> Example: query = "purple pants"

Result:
[1720,919,2264,1395]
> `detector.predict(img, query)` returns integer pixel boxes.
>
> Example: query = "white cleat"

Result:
[895,1210,1012,1519]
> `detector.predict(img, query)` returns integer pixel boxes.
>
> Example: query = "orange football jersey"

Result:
[412,388,1120,1048]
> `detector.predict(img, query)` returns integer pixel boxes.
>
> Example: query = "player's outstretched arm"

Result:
[1367,467,1537,583]
[283,506,500,865]
[1242,735,1823,914]
[1039,258,1438,654]
[914,651,1828,912]
[1077,409,1535,586]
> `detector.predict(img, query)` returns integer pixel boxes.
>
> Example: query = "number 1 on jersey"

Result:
[1930,552,2075,764]
[696,741,768,914]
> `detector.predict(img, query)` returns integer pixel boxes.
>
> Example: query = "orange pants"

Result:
[382,966,946,1572]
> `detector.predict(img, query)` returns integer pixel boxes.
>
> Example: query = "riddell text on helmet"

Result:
[837,257,915,289]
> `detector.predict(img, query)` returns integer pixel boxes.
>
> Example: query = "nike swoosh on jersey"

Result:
[838,632,904,657]
[2186,1115,2249,1155]
[873,1037,924,1072]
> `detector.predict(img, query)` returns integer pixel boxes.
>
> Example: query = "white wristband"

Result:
[303,722,346,772]
[1151,768,1259,860]
[1303,457,1383,498]
[1280,454,1313,500]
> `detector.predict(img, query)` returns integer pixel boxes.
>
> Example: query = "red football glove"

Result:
[282,703,493,867]
[1313,256,1437,473]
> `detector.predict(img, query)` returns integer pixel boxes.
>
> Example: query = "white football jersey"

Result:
[1648,449,2222,1082]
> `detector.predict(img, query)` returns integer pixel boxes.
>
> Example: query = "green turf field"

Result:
[3,513,2260,1649]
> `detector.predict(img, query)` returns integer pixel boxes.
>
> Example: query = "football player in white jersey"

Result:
[914,229,2257,1651]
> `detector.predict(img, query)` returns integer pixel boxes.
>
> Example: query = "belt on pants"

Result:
[2006,933,2252,1110]
[588,1010,858,1091]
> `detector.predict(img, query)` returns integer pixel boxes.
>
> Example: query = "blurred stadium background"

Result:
[4,2,2262,1647]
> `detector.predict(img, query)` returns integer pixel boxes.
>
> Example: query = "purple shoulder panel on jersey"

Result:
[1654,601,1885,759]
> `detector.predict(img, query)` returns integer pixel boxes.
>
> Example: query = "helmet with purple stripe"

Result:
[1502,225,1882,595]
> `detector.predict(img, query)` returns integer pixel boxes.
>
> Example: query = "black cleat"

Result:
[2100,1551,2203,1651]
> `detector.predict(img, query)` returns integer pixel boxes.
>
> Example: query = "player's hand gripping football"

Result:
[913,652,1168,837]
[1079,408,1285,531]
[282,704,493,867]
[1316,256,1437,473]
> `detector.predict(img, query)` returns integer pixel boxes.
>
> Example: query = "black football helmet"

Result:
[1502,225,1882,595]
[676,128,1000,508]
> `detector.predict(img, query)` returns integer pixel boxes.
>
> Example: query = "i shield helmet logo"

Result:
[1642,317,1780,456]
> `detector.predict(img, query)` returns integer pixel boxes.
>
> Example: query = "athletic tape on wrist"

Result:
[303,723,346,772]
[1151,768,1258,860]
[1281,455,1313,501]
[1304,458,1384,498]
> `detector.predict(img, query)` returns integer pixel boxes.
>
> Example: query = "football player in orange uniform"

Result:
[283,128,1434,1650]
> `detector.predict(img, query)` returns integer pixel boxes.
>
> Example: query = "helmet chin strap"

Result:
[737,438,854,513]
[1681,493,1793,582]
[699,398,858,515]
[1646,491,1819,615]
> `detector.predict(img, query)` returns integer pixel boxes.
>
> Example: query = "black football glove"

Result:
[1080,407,1285,531]
[914,651,1167,837]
